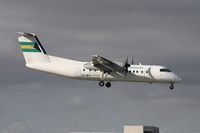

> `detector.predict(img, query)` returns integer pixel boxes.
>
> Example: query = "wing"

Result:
[84,55,124,75]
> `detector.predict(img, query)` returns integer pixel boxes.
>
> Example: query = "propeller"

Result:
[123,56,130,75]
[131,56,134,65]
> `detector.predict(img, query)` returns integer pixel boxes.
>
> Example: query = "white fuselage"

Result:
[26,55,181,83]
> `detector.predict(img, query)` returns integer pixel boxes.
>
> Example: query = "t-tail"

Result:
[17,32,50,64]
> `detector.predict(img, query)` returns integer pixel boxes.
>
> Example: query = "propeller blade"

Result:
[125,56,128,65]
[123,56,130,76]
[131,56,134,65]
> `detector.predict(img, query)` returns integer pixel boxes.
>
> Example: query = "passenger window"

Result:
[141,71,143,73]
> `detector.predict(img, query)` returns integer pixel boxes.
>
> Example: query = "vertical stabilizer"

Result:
[17,32,50,64]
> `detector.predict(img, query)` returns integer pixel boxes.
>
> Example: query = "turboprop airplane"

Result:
[17,32,181,89]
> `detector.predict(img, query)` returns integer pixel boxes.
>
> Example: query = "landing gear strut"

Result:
[169,83,174,90]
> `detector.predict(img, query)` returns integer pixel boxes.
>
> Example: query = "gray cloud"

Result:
[0,0,200,133]
[2,120,32,133]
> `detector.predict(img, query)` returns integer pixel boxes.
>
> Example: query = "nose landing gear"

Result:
[169,83,174,90]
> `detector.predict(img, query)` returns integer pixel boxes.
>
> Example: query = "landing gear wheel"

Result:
[169,83,174,90]
[105,82,111,88]
[99,81,105,87]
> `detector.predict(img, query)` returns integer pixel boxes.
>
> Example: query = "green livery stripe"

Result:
[19,42,37,45]
[22,49,40,52]
[19,41,42,52]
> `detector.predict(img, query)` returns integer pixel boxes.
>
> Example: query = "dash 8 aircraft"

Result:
[17,32,181,89]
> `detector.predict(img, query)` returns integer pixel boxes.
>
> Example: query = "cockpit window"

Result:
[160,68,171,72]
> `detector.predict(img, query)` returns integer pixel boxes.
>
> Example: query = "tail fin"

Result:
[17,32,50,64]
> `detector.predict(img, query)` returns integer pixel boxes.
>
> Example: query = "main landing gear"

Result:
[99,81,105,87]
[99,81,111,88]
[169,83,174,90]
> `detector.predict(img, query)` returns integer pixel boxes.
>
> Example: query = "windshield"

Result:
[160,68,171,72]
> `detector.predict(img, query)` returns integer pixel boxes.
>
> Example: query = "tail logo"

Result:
[20,42,41,52]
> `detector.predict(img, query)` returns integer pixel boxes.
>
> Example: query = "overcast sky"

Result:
[0,0,200,133]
